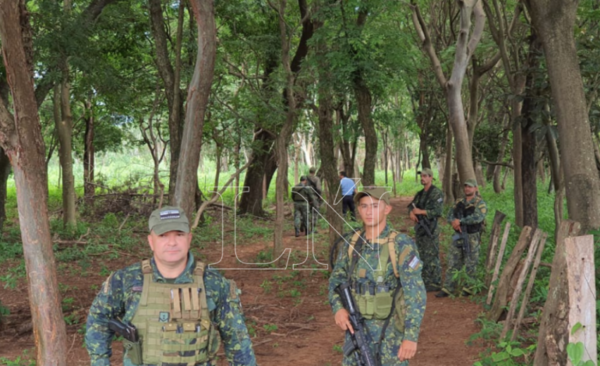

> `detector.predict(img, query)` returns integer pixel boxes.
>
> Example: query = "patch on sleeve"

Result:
[229,280,239,300]
[408,255,421,270]
[438,197,443,203]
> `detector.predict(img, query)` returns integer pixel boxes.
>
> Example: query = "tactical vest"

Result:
[456,198,483,234]
[347,231,401,320]
[130,260,220,365]
[291,185,308,202]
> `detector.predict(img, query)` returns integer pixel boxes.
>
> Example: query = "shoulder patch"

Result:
[229,280,239,300]
[437,197,443,203]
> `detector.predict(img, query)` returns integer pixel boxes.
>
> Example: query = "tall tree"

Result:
[0,0,67,363]
[411,0,486,183]
[173,0,217,218]
[525,0,600,231]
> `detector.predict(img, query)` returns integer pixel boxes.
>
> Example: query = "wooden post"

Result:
[485,210,507,286]
[511,232,547,342]
[486,221,511,306]
[500,228,542,339]
[534,220,582,366]
[565,235,597,365]
[487,226,532,321]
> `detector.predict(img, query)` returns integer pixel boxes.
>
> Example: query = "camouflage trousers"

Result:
[415,228,441,291]
[442,232,481,294]
[311,201,321,229]
[342,317,407,366]
[294,202,312,233]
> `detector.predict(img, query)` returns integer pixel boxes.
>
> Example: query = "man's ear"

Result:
[384,202,393,215]
[147,234,155,252]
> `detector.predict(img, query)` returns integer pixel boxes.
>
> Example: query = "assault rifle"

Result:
[451,203,470,255]
[335,282,379,366]
[411,203,433,238]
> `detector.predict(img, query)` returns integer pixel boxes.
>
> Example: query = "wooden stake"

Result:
[511,232,547,342]
[565,235,597,364]
[486,221,511,306]
[488,226,532,322]
[485,210,506,287]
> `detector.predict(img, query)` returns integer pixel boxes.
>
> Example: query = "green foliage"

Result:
[0,349,35,366]
[263,323,278,333]
[474,341,534,366]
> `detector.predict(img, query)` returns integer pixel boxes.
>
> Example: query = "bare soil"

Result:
[0,197,487,365]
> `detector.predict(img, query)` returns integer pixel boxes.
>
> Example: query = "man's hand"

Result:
[398,340,417,362]
[334,309,354,334]
[451,218,461,231]
[409,211,418,223]
[412,208,426,216]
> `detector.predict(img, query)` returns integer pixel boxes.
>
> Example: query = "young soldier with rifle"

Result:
[408,168,443,292]
[329,187,426,365]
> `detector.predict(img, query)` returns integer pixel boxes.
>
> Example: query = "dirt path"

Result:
[0,197,485,365]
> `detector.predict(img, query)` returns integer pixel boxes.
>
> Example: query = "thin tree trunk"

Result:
[354,79,376,186]
[0,1,67,362]
[173,0,216,218]
[493,115,510,193]
[0,148,11,233]
[83,97,95,206]
[443,124,454,204]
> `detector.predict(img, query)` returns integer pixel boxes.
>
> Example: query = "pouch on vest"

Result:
[393,291,406,333]
[123,339,142,365]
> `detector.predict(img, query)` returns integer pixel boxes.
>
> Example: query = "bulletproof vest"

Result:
[130,260,220,365]
[291,185,308,202]
[456,198,482,234]
[347,231,402,321]
[306,176,322,196]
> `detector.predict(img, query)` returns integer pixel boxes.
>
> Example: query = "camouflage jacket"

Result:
[85,253,257,366]
[408,185,443,220]
[328,225,427,342]
[446,195,487,225]
[291,183,318,206]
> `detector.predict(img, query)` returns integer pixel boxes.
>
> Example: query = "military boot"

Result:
[295,228,300,237]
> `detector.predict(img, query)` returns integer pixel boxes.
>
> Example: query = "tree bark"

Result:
[525,0,600,231]
[354,77,376,186]
[83,97,95,206]
[57,71,76,227]
[0,1,67,363]
[443,124,454,204]
[173,0,216,218]
[0,148,11,233]
[493,116,510,193]
[239,130,274,216]
[519,32,542,228]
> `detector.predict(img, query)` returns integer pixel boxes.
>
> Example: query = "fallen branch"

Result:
[192,160,251,229]
[118,213,130,233]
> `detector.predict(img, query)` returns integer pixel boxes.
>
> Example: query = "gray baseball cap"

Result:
[354,186,391,205]
[464,179,478,187]
[148,206,190,235]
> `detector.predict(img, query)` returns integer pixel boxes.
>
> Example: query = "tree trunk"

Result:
[520,32,542,228]
[354,79,376,186]
[83,98,95,206]
[0,148,11,233]
[525,0,600,231]
[512,97,524,227]
[238,130,274,216]
[56,81,76,226]
[443,124,454,204]
[173,0,216,218]
[0,1,67,363]
[493,116,510,193]
[149,0,185,204]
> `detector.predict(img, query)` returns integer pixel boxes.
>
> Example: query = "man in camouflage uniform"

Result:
[292,176,318,237]
[437,179,487,298]
[85,206,257,366]
[408,168,443,292]
[329,187,426,365]
[306,167,322,229]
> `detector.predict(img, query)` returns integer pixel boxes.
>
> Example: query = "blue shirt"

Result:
[340,177,356,196]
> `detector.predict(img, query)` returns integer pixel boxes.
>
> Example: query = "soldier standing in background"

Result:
[292,176,318,237]
[408,168,443,292]
[437,179,487,298]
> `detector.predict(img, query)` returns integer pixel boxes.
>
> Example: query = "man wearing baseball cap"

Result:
[436,179,487,298]
[86,206,257,366]
[408,168,444,292]
[329,187,426,364]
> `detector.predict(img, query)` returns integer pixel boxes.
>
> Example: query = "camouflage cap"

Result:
[309,167,316,173]
[464,178,478,187]
[300,175,307,181]
[417,168,434,177]
[354,186,391,205]
[148,206,190,235]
